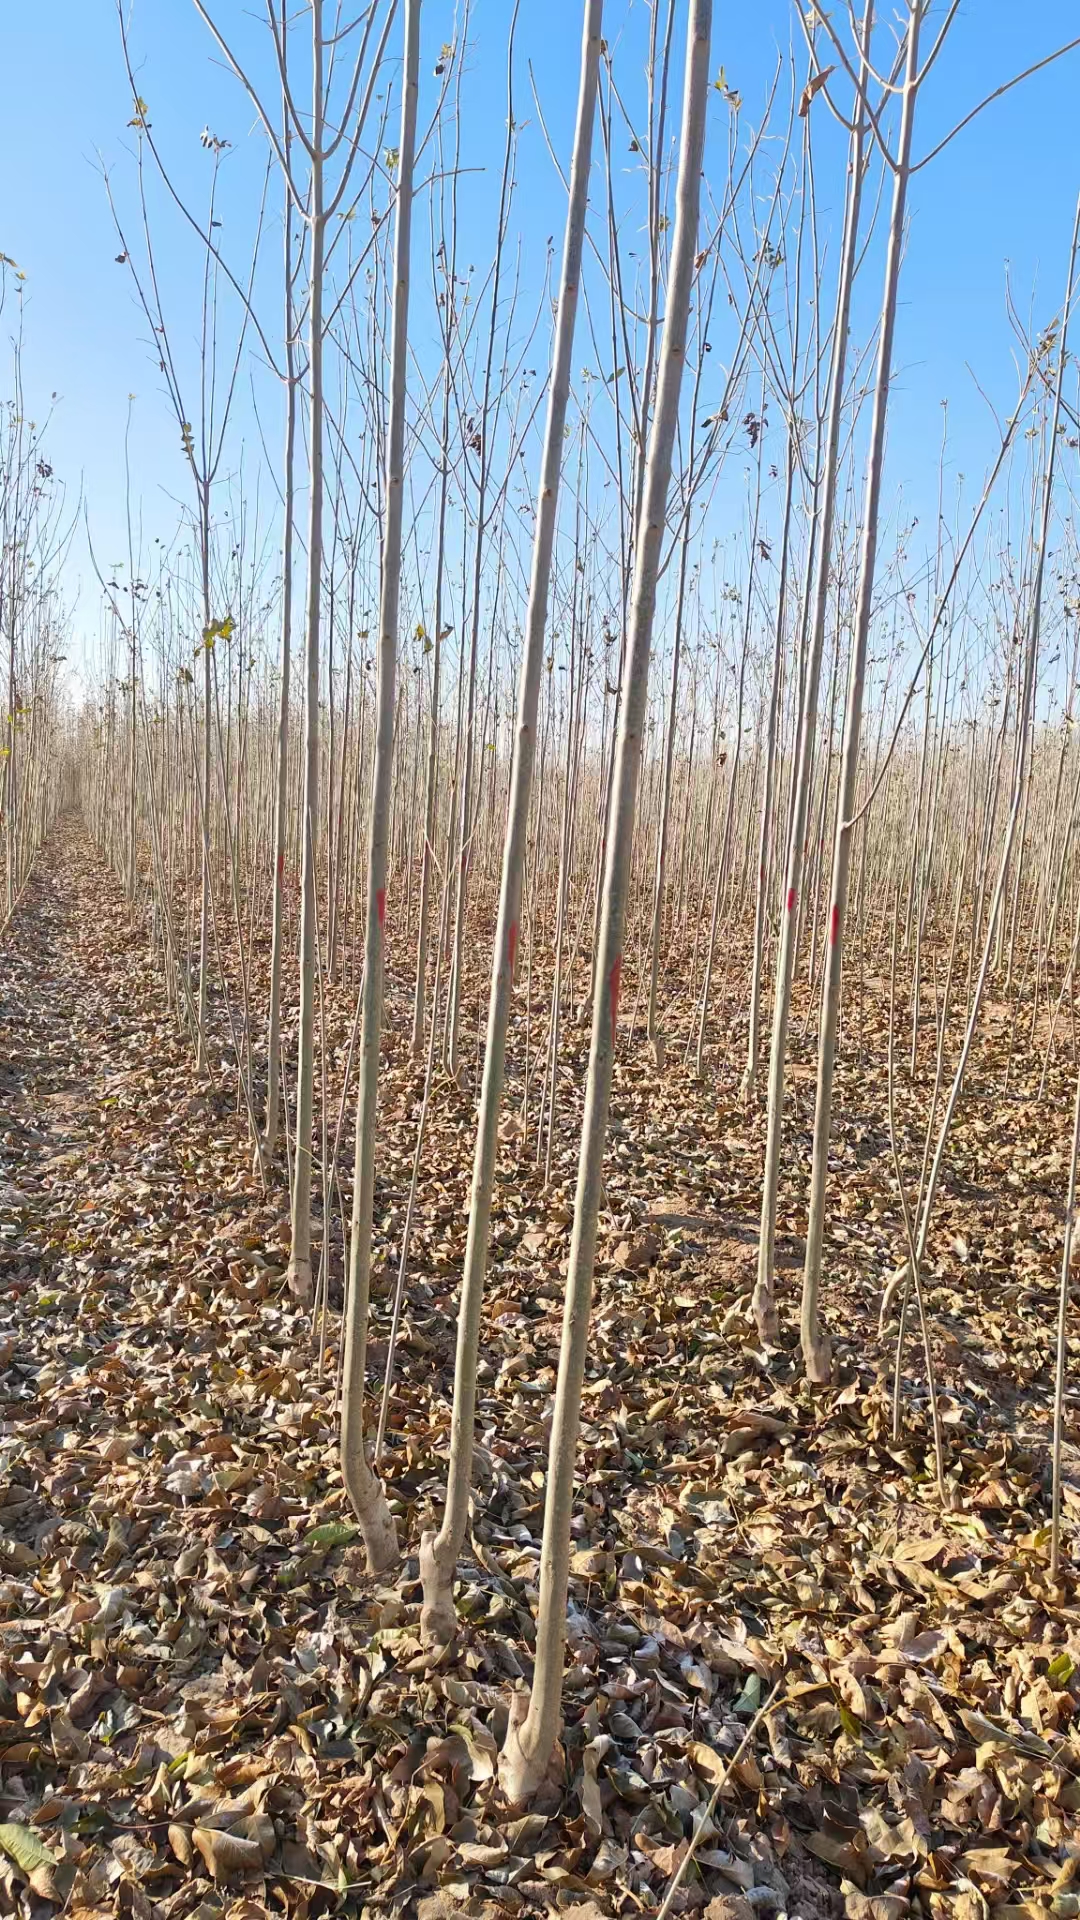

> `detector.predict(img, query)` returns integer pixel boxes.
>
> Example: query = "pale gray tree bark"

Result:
[500,0,712,1803]
[287,42,325,1302]
[752,5,872,1340]
[340,0,421,1571]
[261,122,299,1165]
[1052,1060,1080,1580]
[420,0,604,1643]
[801,0,923,1381]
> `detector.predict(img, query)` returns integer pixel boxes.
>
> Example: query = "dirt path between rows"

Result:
[1,824,265,1337]
[2,845,108,1218]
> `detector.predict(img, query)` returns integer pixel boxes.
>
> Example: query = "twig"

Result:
[656,1677,787,1920]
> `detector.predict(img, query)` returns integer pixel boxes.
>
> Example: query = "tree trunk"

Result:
[339,0,421,1572]
[500,0,711,1802]
[287,3,326,1306]
[420,0,604,1644]
[261,143,297,1165]
[800,1,922,1382]
[753,0,868,1344]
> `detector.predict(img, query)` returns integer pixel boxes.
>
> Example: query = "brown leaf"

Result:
[961,1848,1020,1886]
[192,1826,266,1880]
[798,65,835,114]
[806,1832,867,1888]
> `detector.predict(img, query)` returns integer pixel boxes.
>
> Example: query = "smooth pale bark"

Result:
[695,468,756,1078]
[197,481,213,1070]
[500,0,711,1804]
[261,151,297,1164]
[647,477,692,1050]
[886,888,945,1500]
[420,0,604,1644]
[800,2,922,1382]
[339,0,420,1572]
[741,421,797,1103]
[587,14,673,1021]
[1052,1061,1080,1580]
[645,182,727,1055]
[411,360,451,1052]
[543,561,587,1182]
[445,36,517,1079]
[287,2,326,1307]
[127,609,137,899]
[905,423,946,1063]
[411,111,461,1056]
[752,47,868,1338]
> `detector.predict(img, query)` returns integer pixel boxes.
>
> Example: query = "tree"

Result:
[190,0,399,1302]
[500,0,713,1804]
[339,0,422,1571]
[419,0,605,1645]
[800,0,925,1382]
[752,0,873,1340]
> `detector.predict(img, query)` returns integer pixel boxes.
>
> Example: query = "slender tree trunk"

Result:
[339,0,420,1571]
[647,501,691,1050]
[261,147,297,1164]
[197,482,213,1070]
[287,7,326,1305]
[754,62,870,1336]
[742,420,797,1102]
[500,0,711,1802]
[420,0,603,1642]
[800,2,922,1382]
[1052,1060,1080,1580]
[445,31,518,1077]
[411,404,449,1052]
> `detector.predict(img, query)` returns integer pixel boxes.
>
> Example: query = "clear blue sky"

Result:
[2,0,1079,650]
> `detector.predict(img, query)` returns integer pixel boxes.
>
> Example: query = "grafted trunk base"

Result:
[345,1459,399,1574]
[418,1528,458,1645]
[752,1277,779,1346]
[498,1692,552,1807]
[287,1256,313,1305]
[254,1121,278,1178]
[802,1327,833,1386]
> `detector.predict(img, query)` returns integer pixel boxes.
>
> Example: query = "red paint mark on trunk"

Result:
[376,888,386,931]
[829,903,840,947]
[786,886,796,913]
[508,918,518,975]
[609,954,622,1048]
[277,850,284,883]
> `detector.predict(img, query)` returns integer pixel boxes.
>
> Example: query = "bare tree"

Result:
[500,0,713,1804]
[419,0,604,1645]
[753,1,873,1340]
[190,0,399,1301]
[339,0,421,1571]
[800,0,925,1382]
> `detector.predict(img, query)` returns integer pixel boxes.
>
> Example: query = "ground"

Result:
[2,826,1080,1918]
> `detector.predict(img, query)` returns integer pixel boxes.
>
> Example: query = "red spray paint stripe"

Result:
[786,886,796,913]
[277,850,284,883]
[829,903,840,947]
[376,888,386,931]
[609,954,622,1048]
[508,919,518,975]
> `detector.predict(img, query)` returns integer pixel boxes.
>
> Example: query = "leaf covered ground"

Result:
[3,828,1080,1920]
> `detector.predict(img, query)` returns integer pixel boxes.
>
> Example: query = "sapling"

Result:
[500,0,712,1803]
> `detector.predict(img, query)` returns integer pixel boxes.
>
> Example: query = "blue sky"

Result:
[2,0,1079,659]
